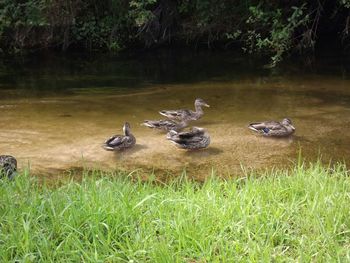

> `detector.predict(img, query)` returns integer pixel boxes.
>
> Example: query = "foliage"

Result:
[130,0,157,26]
[0,0,48,52]
[244,4,310,66]
[0,0,350,64]
[0,162,350,261]
[340,0,350,8]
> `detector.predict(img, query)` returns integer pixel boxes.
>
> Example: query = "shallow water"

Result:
[1,51,350,178]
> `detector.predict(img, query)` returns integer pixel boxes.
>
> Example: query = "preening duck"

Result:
[159,98,210,122]
[166,127,210,150]
[248,118,295,137]
[102,122,136,151]
[0,155,17,179]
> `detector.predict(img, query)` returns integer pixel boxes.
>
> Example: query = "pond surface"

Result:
[1,50,350,179]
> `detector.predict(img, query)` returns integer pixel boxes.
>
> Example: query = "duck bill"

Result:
[204,103,210,107]
[290,125,296,131]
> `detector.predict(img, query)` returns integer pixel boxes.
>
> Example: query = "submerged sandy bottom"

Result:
[1,77,350,179]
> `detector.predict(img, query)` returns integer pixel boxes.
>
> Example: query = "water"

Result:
[1,50,350,179]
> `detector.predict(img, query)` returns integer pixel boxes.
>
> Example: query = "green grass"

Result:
[1,162,350,262]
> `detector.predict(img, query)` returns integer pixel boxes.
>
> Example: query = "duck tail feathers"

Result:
[102,144,115,151]
[143,120,155,128]
[248,122,265,132]
[248,125,259,132]
[159,111,169,117]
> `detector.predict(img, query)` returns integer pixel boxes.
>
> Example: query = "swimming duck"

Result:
[159,98,210,122]
[102,122,136,151]
[248,118,295,137]
[166,127,210,150]
[143,119,188,132]
[0,155,17,180]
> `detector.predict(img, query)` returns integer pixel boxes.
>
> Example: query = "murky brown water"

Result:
[1,51,350,178]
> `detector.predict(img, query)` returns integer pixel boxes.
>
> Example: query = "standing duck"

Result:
[0,155,17,179]
[143,119,188,132]
[248,118,295,137]
[102,122,136,151]
[159,98,210,122]
[166,127,210,150]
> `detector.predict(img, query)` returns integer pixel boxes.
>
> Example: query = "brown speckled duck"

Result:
[0,155,17,179]
[166,127,210,150]
[102,122,136,151]
[248,118,295,137]
[159,98,210,122]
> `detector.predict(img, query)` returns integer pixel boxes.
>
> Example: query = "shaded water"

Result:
[1,50,350,179]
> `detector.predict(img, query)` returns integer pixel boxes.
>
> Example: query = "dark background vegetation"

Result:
[1,0,350,66]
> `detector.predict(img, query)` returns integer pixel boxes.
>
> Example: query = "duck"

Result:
[0,155,17,180]
[248,118,295,137]
[102,122,136,151]
[159,98,210,122]
[166,127,210,150]
[143,119,188,132]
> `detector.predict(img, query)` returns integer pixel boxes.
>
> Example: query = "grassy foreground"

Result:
[1,163,350,262]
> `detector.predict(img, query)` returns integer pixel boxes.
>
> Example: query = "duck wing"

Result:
[144,120,178,130]
[249,121,293,136]
[0,155,17,166]
[177,127,204,138]
[249,121,281,131]
[159,109,192,120]
[104,135,127,147]
[170,132,210,149]
[263,124,293,136]
[168,129,204,143]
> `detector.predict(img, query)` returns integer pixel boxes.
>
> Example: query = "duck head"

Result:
[123,122,132,135]
[282,118,295,130]
[195,98,210,107]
